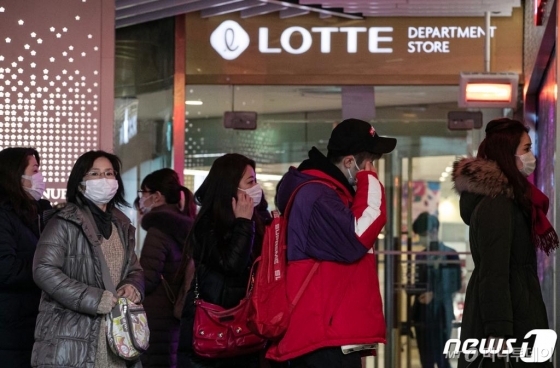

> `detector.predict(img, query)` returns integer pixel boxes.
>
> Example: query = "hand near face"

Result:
[232,191,254,220]
[363,160,378,174]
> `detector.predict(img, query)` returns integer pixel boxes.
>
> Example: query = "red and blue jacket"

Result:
[266,148,387,361]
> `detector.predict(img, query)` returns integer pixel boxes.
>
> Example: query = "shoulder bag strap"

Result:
[82,207,121,315]
[93,246,122,316]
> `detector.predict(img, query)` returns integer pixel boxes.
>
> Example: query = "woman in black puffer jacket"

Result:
[136,168,195,368]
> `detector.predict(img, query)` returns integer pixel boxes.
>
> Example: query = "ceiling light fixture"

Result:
[185,100,203,105]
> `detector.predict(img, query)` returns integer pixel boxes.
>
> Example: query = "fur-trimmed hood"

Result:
[452,157,513,198]
[452,157,514,225]
[141,204,193,245]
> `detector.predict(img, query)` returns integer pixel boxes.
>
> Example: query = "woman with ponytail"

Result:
[136,168,196,368]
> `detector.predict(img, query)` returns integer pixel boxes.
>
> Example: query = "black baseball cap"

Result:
[327,118,397,156]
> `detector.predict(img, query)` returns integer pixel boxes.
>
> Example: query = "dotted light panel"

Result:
[0,0,103,201]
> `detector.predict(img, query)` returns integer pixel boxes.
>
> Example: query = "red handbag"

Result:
[192,264,266,358]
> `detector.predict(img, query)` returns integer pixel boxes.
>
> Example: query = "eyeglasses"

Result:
[85,170,118,179]
[137,190,154,198]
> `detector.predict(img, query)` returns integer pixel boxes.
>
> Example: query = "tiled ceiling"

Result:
[115,0,522,28]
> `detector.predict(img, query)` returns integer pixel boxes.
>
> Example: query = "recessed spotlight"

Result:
[185,100,203,105]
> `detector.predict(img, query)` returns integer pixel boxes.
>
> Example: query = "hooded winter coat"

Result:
[266,147,386,362]
[140,204,193,368]
[31,201,144,368]
[453,158,552,368]
[0,198,51,367]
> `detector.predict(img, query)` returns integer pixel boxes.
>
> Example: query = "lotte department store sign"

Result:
[186,9,522,85]
[210,21,498,59]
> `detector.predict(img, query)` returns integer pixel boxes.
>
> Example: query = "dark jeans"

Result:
[415,312,451,368]
[288,347,361,368]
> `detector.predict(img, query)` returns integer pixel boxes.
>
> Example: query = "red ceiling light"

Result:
[459,72,518,108]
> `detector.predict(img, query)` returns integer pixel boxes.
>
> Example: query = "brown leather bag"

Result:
[173,257,195,320]
[161,257,195,320]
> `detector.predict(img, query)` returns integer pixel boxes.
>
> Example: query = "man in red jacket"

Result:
[267,118,396,367]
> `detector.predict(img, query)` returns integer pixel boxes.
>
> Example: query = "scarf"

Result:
[530,183,559,255]
[83,196,113,239]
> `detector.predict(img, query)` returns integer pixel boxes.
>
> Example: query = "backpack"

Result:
[247,180,334,340]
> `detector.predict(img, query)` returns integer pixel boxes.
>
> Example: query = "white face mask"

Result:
[238,183,262,207]
[139,194,154,214]
[81,178,119,204]
[516,151,536,177]
[22,172,46,201]
[347,156,361,186]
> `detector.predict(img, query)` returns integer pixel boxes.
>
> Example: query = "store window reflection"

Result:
[114,18,175,250]
[400,156,471,368]
[182,84,495,368]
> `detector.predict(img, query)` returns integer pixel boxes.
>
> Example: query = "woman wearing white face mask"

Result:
[31,150,144,368]
[0,147,52,367]
[452,118,558,368]
[134,168,196,368]
[177,153,269,368]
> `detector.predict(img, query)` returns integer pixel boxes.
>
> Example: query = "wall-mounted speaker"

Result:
[447,111,483,130]
[223,111,257,130]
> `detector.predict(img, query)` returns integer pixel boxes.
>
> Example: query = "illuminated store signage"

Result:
[407,26,496,53]
[187,11,522,85]
[211,20,499,60]
[43,188,67,201]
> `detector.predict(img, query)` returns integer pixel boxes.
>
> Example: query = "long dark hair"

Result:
[66,150,129,208]
[477,118,531,214]
[176,154,266,284]
[140,168,195,217]
[186,154,264,256]
[0,147,40,226]
[197,153,257,238]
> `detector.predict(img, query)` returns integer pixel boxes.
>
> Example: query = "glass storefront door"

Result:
[184,84,503,368]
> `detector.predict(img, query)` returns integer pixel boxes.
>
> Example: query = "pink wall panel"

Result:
[0,0,114,202]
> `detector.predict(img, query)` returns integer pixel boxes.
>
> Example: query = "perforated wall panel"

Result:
[0,0,112,202]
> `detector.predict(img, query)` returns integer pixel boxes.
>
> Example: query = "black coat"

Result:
[0,199,51,368]
[177,216,260,368]
[453,158,552,368]
[139,204,193,368]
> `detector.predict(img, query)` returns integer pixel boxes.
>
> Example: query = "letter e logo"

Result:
[211,20,250,60]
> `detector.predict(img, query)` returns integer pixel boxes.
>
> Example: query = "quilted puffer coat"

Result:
[31,201,144,368]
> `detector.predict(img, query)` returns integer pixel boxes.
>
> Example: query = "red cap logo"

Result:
[369,127,375,136]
